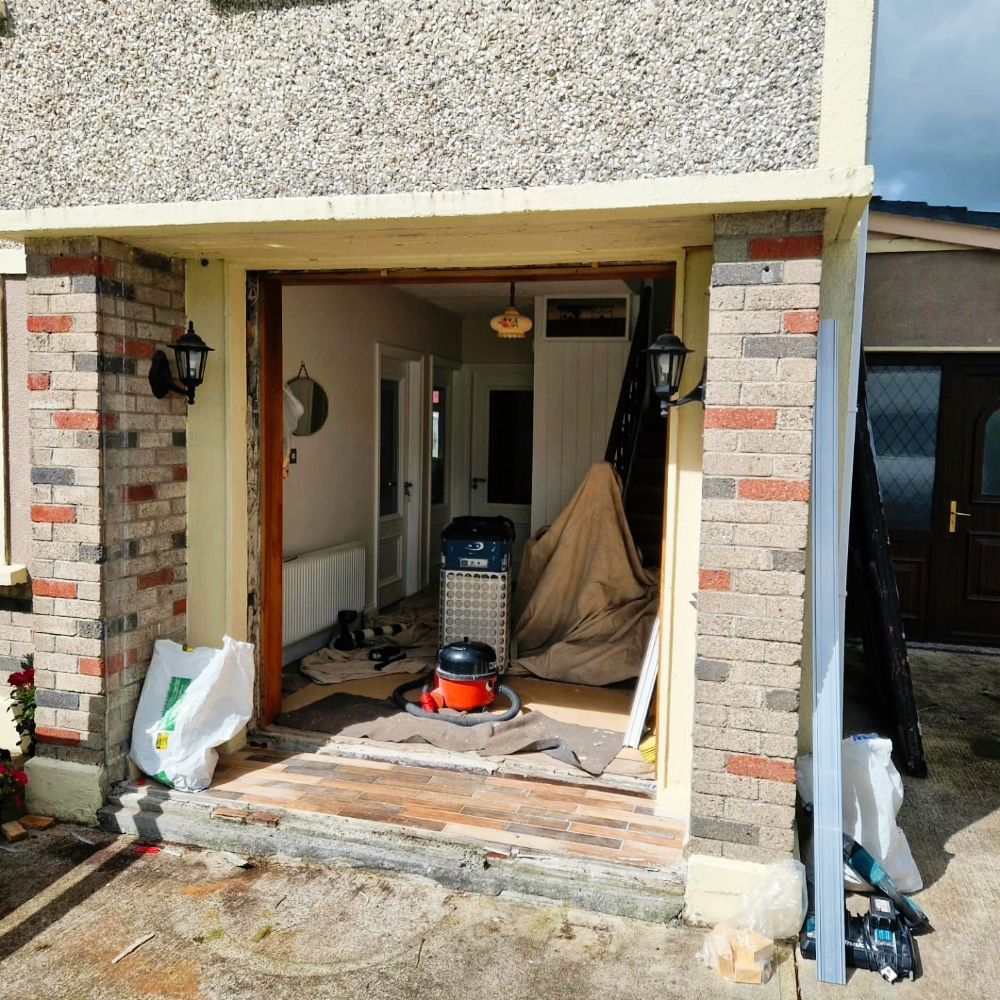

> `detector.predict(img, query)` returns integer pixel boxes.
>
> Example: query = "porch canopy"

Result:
[0,166,871,271]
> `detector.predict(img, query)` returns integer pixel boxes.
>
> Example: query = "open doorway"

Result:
[258,266,677,803]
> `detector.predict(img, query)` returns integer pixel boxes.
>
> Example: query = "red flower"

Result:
[12,770,28,787]
[8,667,35,689]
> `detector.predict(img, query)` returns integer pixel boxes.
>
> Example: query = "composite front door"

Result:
[868,357,1000,645]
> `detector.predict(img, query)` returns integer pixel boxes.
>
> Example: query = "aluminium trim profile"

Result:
[812,316,847,985]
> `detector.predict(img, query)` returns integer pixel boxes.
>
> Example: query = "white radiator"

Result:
[283,542,366,647]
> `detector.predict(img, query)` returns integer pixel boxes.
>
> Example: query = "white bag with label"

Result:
[130,637,255,792]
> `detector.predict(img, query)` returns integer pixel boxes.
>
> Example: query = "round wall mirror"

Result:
[286,364,329,436]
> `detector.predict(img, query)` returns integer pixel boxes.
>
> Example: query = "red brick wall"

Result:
[25,237,187,783]
[690,210,824,863]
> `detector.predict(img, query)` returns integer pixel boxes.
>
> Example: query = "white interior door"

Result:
[377,353,422,608]
[470,366,534,570]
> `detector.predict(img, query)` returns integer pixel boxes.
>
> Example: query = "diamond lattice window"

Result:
[868,365,942,531]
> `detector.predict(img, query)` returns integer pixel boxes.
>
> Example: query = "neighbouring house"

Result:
[863,199,1000,647]
[0,1,876,924]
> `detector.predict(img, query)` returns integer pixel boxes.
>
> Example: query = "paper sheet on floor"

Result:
[300,617,438,685]
[511,462,658,685]
[275,691,623,775]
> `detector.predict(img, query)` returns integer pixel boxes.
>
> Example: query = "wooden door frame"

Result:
[255,264,675,726]
[374,343,428,609]
[259,277,284,725]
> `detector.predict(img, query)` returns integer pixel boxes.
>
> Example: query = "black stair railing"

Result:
[604,286,653,493]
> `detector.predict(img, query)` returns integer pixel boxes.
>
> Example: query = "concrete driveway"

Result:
[0,826,793,1000]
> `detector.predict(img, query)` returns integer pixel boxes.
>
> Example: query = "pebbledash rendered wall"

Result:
[692,210,823,863]
[24,238,187,789]
[0,1,822,209]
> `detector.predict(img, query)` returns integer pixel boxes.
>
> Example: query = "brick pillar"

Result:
[689,210,824,863]
[25,237,187,806]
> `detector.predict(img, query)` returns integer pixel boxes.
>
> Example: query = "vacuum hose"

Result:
[392,674,521,726]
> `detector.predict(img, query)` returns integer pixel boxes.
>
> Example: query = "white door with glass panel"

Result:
[377,356,419,608]
[470,367,534,571]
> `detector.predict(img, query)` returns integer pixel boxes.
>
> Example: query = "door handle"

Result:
[403,481,413,498]
[470,477,487,491]
[948,499,972,533]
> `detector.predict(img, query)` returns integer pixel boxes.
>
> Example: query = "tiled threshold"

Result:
[209,747,684,871]
[100,747,687,922]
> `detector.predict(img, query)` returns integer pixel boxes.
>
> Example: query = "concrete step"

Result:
[99,781,685,924]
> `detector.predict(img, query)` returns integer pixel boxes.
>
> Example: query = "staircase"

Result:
[624,407,668,566]
[605,287,669,567]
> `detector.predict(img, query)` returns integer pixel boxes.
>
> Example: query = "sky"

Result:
[870,0,1000,211]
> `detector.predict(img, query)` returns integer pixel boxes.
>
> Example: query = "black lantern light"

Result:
[148,322,214,405]
[646,332,705,416]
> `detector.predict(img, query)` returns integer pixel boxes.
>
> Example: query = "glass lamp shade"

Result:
[646,332,691,409]
[173,322,214,390]
[490,307,533,339]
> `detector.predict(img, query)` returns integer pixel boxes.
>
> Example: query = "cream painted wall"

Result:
[281,285,462,602]
[185,261,250,649]
[656,249,710,819]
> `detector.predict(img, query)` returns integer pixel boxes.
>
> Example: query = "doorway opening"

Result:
[252,265,681,864]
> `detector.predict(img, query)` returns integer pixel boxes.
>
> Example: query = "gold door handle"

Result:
[949,500,972,533]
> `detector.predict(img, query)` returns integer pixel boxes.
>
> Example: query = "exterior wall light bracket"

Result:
[148,321,213,405]
[646,331,705,415]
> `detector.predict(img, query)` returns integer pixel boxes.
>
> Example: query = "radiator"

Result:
[283,542,366,647]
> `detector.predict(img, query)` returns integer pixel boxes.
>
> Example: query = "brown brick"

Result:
[703,408,777,430]
[28,315,73,333]
[737,479,810,501]
[31,504,77,524]
[32,579,79,599]
[784,309,820,334]
[749,235,823,260]
[699,569,732,592]
[725,754,796,783]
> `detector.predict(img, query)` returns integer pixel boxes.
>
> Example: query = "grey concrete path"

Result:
[799,647,1000,1000]
[0,826,793,1000]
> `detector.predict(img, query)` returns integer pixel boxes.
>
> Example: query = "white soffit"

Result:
[0,166,872,269]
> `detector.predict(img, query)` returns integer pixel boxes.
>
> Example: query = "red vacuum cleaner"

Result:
[392,640,521,726]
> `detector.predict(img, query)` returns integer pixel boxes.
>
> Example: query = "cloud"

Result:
[871,0,1000,210]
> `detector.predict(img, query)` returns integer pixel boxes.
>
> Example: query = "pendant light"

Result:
[490,282,533,339]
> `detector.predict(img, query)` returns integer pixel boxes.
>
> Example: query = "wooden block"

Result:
[732,959,765,985]
[717,954,736,981]
[18,815,56,831]
[1,820,27,842]
[733,929,774,966]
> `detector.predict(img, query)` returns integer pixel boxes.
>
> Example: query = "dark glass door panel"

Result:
[487,389,533,506]
[379,378,400,517]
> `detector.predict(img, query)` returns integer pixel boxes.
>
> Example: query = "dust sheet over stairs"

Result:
[511,462,658,686]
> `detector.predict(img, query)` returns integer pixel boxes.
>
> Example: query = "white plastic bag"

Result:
[798,734,922,893]
[733,859,809,940]
[130,637,255,792]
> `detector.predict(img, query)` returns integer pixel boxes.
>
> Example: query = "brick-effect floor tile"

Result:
[210,748,684,871]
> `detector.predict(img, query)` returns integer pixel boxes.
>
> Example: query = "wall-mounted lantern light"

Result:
[646,332,705,416]
[148,322,214,405]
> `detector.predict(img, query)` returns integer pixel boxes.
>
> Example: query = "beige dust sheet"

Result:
[511,462,658,685]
